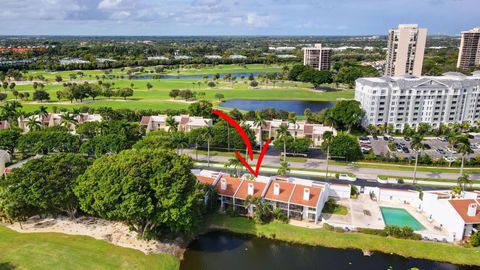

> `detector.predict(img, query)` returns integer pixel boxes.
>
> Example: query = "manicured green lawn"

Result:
[206,214,480,266]
[4,64,354,112]
[0,226,179,270]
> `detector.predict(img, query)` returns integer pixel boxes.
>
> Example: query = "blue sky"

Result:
[0,0,478,36]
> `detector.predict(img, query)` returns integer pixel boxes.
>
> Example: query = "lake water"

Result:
[220,99,335,115]
[128,72,267,80]
[180,231,475,270]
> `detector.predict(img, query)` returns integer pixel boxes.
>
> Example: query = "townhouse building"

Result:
[194,171,343,224]
[140,115,213,133]
[17,113,102,132]
[245,119,336,146]
[355,72,480,131]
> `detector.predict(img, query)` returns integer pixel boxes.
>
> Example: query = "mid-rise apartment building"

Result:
[355,72,480,131]
[385,24,427,77]
[303,44,332,71]
[457,27,480,69]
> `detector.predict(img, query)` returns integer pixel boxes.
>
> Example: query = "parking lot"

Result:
[363,135,480,163]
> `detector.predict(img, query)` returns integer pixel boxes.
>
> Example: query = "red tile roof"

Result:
[289,184,322,208]
[264,180,295,203]
[449,199,480,224]
[215,176,243,197]
[304,124,313,135]
[140,116,151,126]
[180,116,189,125]
[235,180,267,199]
[197,175,216,185]
[0,120,9,130]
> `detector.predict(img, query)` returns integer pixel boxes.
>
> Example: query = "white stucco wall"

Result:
[328,184,351,198]
[421,193,465,241]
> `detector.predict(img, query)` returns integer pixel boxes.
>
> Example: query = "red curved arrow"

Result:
[212,110,253,160]
[212,109,270,177]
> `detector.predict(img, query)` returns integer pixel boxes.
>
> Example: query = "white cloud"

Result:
[98,0,123,10]
[246,12,270,27]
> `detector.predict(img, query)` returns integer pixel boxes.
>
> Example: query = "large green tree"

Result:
[0,153,92,222]
[327,132,363,161]
[74,149,205,238]
[80,134,130,157]
[324,100,365,132]
[17,128,80,154]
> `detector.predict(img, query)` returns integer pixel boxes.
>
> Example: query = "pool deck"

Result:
[322,195,450,240]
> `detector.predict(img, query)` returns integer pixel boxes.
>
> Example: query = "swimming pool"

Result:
[380,207,425,231]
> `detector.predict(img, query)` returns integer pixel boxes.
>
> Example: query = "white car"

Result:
[446,147,457,154]
[444,156,457,163]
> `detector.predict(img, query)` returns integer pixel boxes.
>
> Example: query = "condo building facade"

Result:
[244,119,336,146]
[140,115,213,133]
[457,27,480,69]
[303,44,332,71]
[385,24,427,77]
[355,72,480,131]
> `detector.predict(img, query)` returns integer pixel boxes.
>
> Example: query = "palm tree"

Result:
[26,116,41,131]
[457,174,472,192]
[166,115,178,133]
[447,134,460,167]
[61,112,78,130]
[36,106,49,118]
[172,132,189,154]
[253,112,267,151]
[410,134,424,185]
[277,124,290,162]
[456,139,473,175]
[202,127,214,167]
[322,130,334,178]
[277,160,290,176]
[225,157,243,177]
[289,116,299,142]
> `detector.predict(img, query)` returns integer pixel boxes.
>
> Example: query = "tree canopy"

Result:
[0,153,92,222]
[74,149,205,238]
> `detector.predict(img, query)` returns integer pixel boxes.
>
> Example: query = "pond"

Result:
[220,99,335,115]
[180,231,475,270]
[127,72,267,80]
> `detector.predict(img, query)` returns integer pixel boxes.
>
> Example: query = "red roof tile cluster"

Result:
[0,120,9,130]
[196,175,216,185]
[215,176,243,197]
[235,180,266,199]
[140,116,151,126]
[290,184,322,207]
[449,199,480,224]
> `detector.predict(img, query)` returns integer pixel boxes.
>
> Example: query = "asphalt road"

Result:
[184,149,480,181]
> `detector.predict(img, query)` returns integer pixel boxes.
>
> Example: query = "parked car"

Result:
[423,143,431,149]
[372,135,378,140]
[396,146,404,152]
[404,136,411,141]
[436,148,446,155]
[446,147,457,154]
[444,156,457,163]
[383,135,389,141]
[437,136,448,142]
[359,137,370,144]
[402,146,410,153]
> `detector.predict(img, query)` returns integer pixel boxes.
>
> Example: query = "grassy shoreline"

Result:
[0,225,179,270]
[206,214,480,266]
